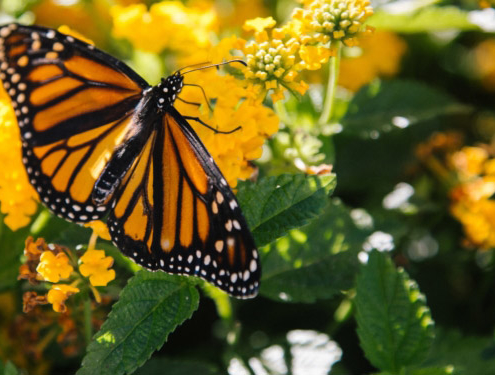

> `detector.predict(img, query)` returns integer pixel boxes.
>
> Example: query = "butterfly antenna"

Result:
[176,61,212,75]
[181,59,247,75]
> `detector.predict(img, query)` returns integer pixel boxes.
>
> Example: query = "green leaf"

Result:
[237,173,336,247]
[260,199,363,303]
[134,358,219,375]
[410,367,457,375]
[376,367,456,375]
[355,251,435,373]
[422,330,495,375]
[0,361,20,375]
[341,80,468,139]
[77,271,199,375]
[369,6,478,33]
[0,218,30,292]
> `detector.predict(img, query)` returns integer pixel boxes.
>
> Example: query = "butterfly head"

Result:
[155,72,184,110]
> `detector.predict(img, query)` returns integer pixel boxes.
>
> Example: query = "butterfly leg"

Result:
[182,116,241,134]
[182,83,213,112]
[177,97,201,107]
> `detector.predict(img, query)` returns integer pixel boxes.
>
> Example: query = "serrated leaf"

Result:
[341,80,468,139]
[78,271,199,375]
[369,6,477,33]
[260,199,363,303]
[134,358,219,375]
[237,173,336,247]
[355,251,435,373]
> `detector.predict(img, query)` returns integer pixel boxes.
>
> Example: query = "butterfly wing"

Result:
[108,108,260,298]
[0,23,149,222]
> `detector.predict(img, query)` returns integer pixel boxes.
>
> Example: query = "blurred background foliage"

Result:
[2,0,495,374]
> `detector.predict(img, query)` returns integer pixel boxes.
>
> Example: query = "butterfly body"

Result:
[0,23,260,298]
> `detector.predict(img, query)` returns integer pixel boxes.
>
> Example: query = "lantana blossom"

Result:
[79,249,116,287]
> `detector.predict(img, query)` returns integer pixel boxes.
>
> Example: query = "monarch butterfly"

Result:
[0,23,260,298]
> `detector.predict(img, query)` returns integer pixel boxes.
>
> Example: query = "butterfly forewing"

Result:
[0,23,149,221]
[108,110,260,298]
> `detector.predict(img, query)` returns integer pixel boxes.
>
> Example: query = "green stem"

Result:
[274,98,291,126]
[83,297,93,345]
[29,210,51,236]
[318,42,342,125]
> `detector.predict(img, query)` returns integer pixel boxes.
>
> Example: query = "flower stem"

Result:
[83,297,93,345]
[274,98,291,125]
[319,42,342,125]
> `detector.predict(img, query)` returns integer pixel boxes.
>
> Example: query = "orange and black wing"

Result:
[0,23,149,222]
[108,108,260,298]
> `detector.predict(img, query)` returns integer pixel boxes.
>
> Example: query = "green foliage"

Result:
[133,358,219,375]
[260,199,363,302]
[237,173,336,247]
[3,1,495,373]
[422,330,495,375]
[342,80,467,139]
[377,367,455,375]
[0,361,20,375]
[78,272,199,375]
[0,217,29,292]
[369,6,478,32]
[355,251,435,373]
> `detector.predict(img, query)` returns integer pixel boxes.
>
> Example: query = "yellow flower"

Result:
[241,19,307,102]
[176,67,279,186]
[450,146,489,180]
[0,85,38,230]
[299,45,335,70]
[243,17,276,33]
[79,250,115,286]
[292,0,374,47]
[445,144,495,249]
[47,284,80,313]
[37,251,74,283]
[474,39,495,91]
[84,221,111,241]
[216,0,270,31]
[111,1,217,54]
[451,198,495,249]
[339,31,407,91]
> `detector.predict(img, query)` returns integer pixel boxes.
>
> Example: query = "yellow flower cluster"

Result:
[175,66,279,186]
[0,86,38,230]
[111,2,217,54]
[449,147,495,249]
[292,0,374,47]
[241,17,310,102]
[19,236,115,313]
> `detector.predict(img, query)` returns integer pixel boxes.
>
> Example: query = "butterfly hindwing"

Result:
[0,23,149,221]
[108,109,260,298]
